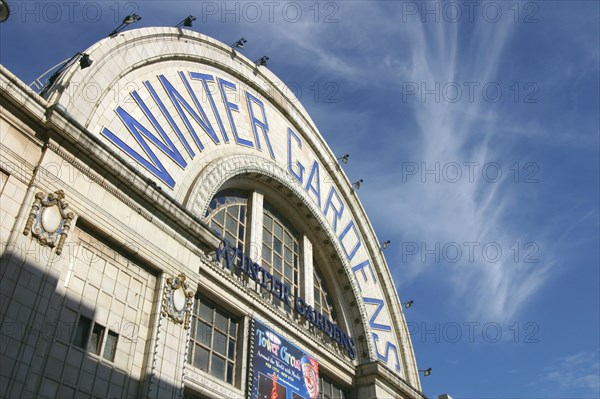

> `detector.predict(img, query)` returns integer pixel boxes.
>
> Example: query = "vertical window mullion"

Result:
[248,191,264,262]
[303,235,314,305]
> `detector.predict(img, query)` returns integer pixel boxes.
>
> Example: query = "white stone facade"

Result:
[0,28,424,399]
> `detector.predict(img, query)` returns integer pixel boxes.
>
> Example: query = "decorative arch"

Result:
[185,154,419,385]
[187,155,371,358]
[43,27,420,387]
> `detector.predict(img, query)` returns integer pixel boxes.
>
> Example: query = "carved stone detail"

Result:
[23,190,76,255]
[162,273,195,328]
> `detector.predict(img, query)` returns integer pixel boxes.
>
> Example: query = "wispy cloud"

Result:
[136,1,582,325]
[538,351,600,396]
[353,9,555,322]
[242,1,559,323]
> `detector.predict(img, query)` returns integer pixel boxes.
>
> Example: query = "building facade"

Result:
[0,28,424,399]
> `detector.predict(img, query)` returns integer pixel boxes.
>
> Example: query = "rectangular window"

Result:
[89,323,105,355]
[319,375,348,399]
[73,316,92,348]
[188,296,240,386]
[103,330,118,361]
[73,315,118,362]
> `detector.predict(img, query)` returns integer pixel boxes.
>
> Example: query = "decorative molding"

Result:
[246,318,256,399]
[187,155,372,359]
[45,141,216,270]
[23,189,75,255]
[179,299,194,399]
[46,142,155,223]
[162,273,194,328]
[148,275,166,399]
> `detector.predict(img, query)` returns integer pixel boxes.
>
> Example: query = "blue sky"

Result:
[1,1,598,397]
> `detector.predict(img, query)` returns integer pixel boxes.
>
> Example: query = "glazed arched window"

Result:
[261,201,300,309]
[313,266,337,323]
[205,190,248,252]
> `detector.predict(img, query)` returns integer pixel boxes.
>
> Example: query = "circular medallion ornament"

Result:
[163,273,194,328]
[41,205,63,233]
[172,286,187,312]
[23,190,76,255]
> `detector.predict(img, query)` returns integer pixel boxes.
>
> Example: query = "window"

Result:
[313,266,337,323]
[72,315,118,361]
[261,201,300,310]
[188,296,239,386]
[103,330,119,362]
[89,323,104,355]
[205,190,248,252]
[73,315,92,349]
[319,375,348,399]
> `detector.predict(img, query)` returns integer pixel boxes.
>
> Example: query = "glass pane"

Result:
[73,316,91,348]
[194,345,209,371]
[102,330,118,361]
[196,321,212,346]
[226,213,237,235]
[89,323,104,355]
[238,224,245,242]
[199,302,212,321]
[211,354,225,380]
[227,205,238,219]
[274,222,283,239]
[284,232,292,247]
[262,245,271,264]
[284,250,292,264]
[225,231,236,246]
[190,314,196,333]
[263,213,272,228]
[262,227,270,244]
[239,205,245,222]
[228,338,236,361]
[211,222,223,237]
[215,310,228,331]
[274,255,282,272]
[214,209,225,225]
[273,238,282,254]
[229,320,237,336]
[226,362,234,384]
[213,330,227,356]
[284,264,293,281]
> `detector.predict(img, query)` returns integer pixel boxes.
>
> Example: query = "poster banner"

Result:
[249,319,320,399]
